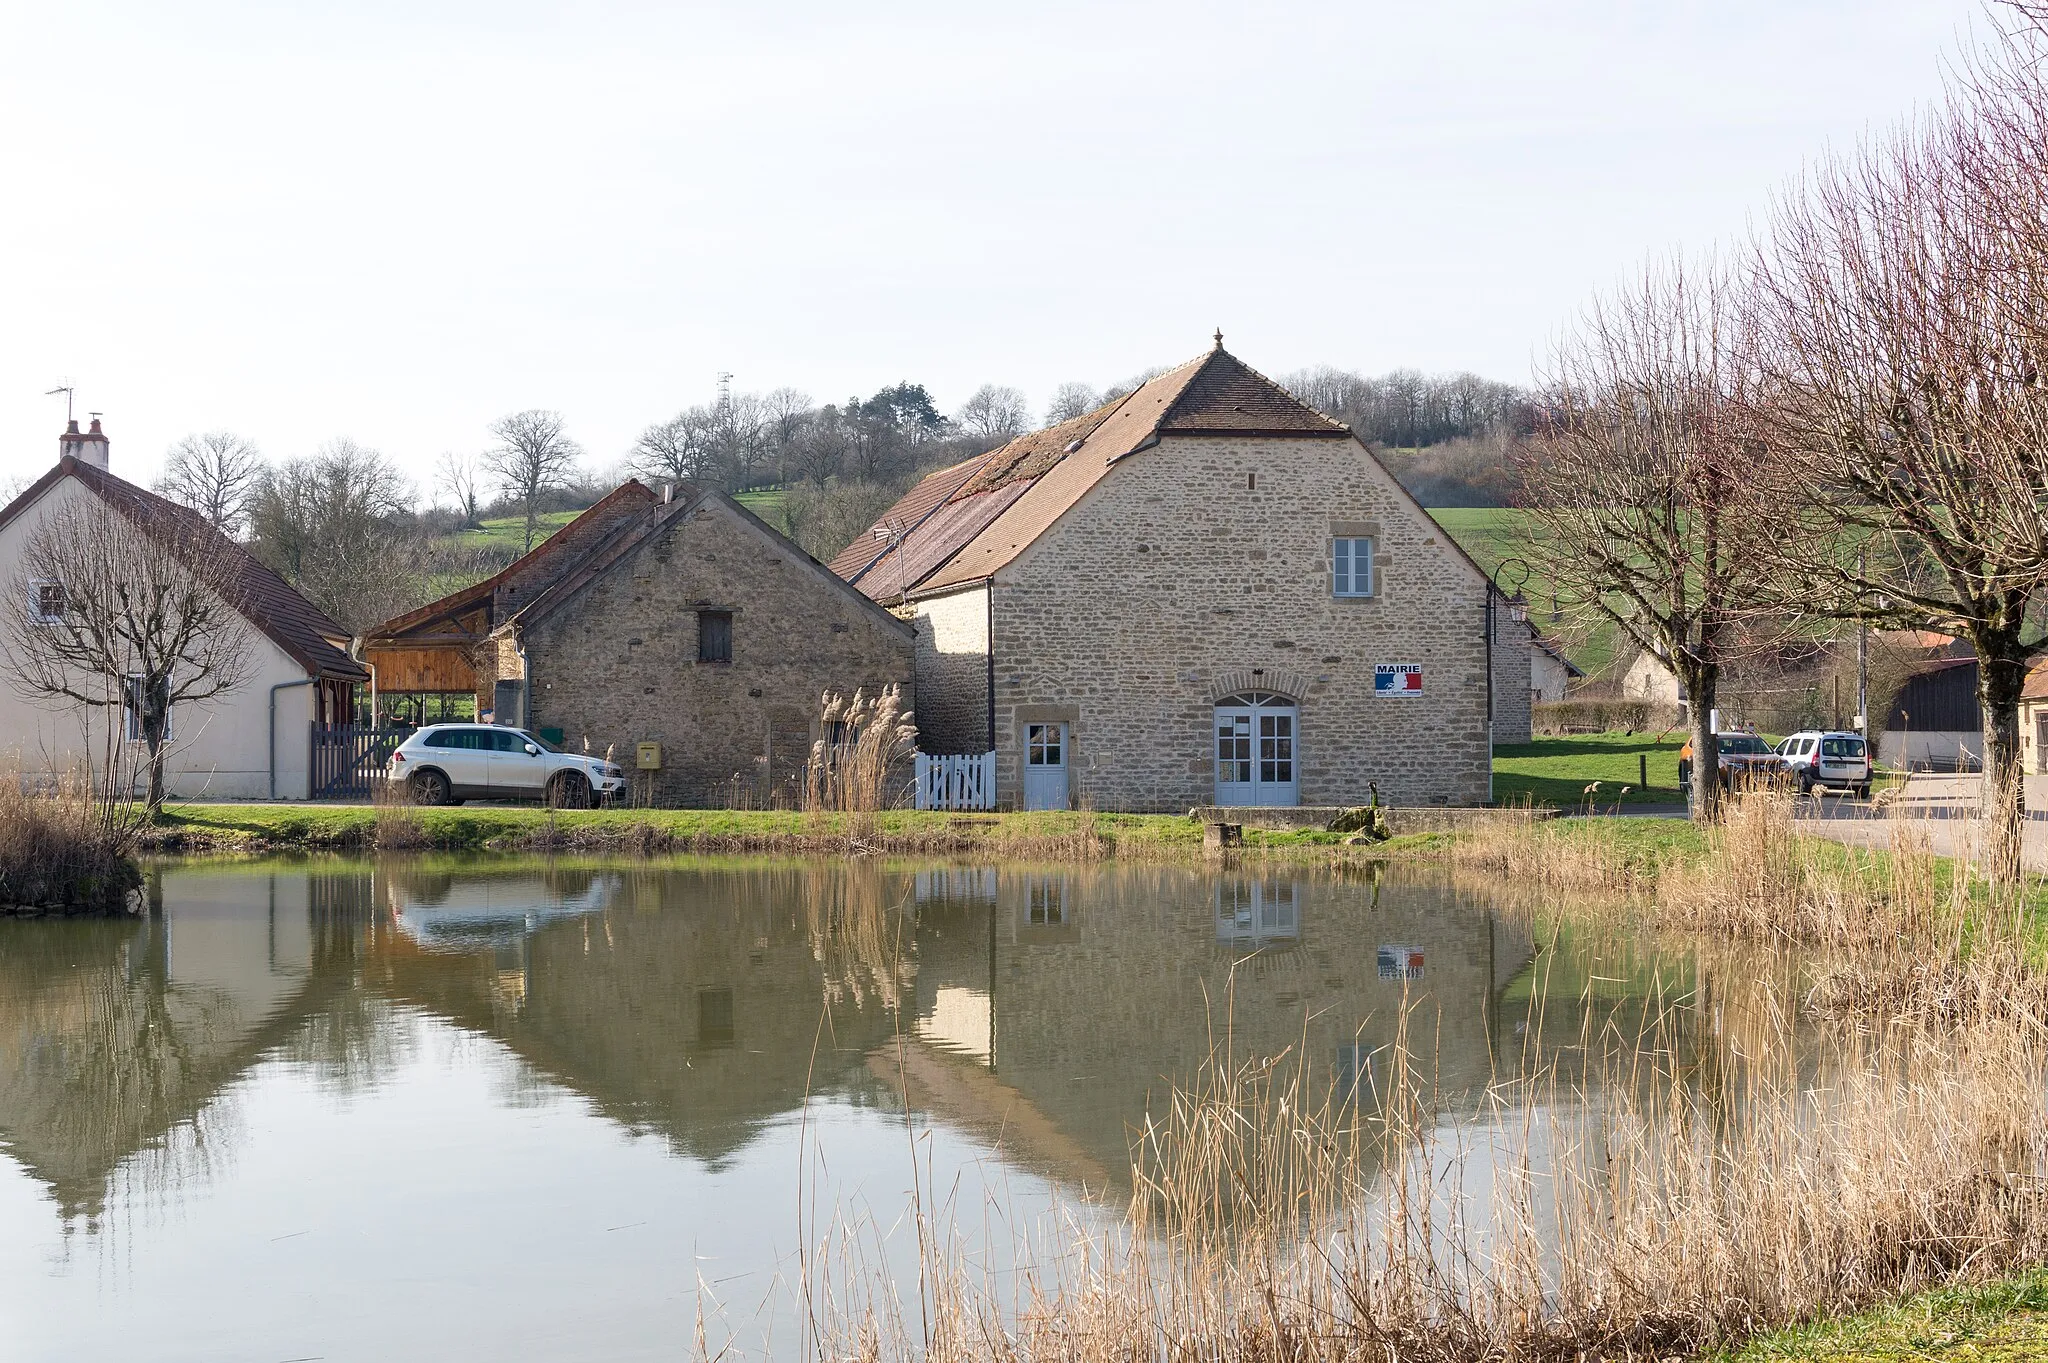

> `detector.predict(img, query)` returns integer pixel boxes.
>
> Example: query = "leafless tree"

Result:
[954,385,1030,445]
[782,480,903,562]
[485,410,583,553]
[1743,97,2048,880]
[1044,382,1101,425]
[0,493,255,819]
[155,432,265,537]
[436,450,485,525]
[248,439,419,631]
[1515,256,1765,821]
[630,409,716,490]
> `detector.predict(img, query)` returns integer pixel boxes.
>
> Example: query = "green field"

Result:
[448,510,581,555]
[1491,730,1687,807]
[732,486,786,528]
[1427,507,1619,678]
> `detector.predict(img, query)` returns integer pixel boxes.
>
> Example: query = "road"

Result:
[1605,774,2048,874]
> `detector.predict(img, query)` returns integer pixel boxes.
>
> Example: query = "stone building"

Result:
[831,338,1516,810]
[366,482,914,806]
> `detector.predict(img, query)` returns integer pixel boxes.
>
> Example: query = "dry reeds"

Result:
[370,775,428,851]
[786,951,2048,1363]
[0,765,142,915]
[804,686,917,841]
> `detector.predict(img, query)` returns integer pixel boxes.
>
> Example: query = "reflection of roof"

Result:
[0,457,367,680]
[832,345,1350,602]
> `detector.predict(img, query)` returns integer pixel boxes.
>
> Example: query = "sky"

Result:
[0,0,1991,496]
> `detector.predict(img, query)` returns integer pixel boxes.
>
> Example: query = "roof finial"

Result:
[1213,327,1224,351]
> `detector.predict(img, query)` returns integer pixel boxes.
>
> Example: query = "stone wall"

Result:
[519,498,916,806]
[988,433,1493,811]
[1490,605,1533,746]
[908,585,991,755]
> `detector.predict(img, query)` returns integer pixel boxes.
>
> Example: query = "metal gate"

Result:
[312,724,408,799]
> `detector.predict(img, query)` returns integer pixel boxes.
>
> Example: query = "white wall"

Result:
[1878,730,1980,773]
[1531,649,1574,703]
[0,473,321,800]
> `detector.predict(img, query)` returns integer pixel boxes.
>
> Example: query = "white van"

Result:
[1775,730,1872,797]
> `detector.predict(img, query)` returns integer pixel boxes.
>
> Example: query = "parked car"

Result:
[387,724,626,807]
[1676,731,1786,789]
[1774,730,1873,797]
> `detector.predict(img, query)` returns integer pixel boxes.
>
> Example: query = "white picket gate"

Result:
[914,751,996,811]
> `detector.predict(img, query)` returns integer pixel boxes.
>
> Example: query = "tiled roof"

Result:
[504,486,914,639]
[369,481,661,641]
[2025,659,2048,703]
[824,454,992,581]
[836,344,1349,602]
[0,457,367,680]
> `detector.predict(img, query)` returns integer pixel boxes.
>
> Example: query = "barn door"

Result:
[1023,723,1069,810]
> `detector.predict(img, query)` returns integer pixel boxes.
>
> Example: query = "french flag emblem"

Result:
[1375,664,1423,695]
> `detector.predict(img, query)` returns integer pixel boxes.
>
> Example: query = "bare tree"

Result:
[954,385,1031,445]
[1044,382,1101,425]
[1,494,256,818]
[630,409,716,489]
[436,450,485,525]
[155,432,265,537]
[1744,98,2048,880]
[485,410,583,553]
[1516,257,1764,821]
[249,439,418,631]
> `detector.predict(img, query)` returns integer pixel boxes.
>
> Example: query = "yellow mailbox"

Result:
[636,741,662,770]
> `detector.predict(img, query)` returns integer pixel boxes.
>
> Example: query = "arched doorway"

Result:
[1213,691,1299,806]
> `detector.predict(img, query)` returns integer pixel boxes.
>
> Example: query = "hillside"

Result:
[1427,508,1618,678]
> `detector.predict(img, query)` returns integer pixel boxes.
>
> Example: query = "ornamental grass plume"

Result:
[803,686,917,839]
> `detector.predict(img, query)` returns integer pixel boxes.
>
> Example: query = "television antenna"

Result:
[44,384,75,423]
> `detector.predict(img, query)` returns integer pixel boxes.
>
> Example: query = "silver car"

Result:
[386,724,626,807]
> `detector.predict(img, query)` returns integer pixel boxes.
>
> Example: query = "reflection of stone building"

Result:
[0,869,372,1218]
[370,863,909,1165]
[905,865,1535,1188]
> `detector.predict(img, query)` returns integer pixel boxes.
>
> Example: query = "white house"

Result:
[1530,630,1581,703]
[0,422,367,800]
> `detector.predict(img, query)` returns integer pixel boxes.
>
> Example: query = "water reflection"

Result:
[0,857,1591,1359]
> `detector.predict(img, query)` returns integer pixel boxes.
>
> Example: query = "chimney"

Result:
[60,417,110,471]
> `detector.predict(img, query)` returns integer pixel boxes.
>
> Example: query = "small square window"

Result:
[697,609,733,663]
[30,580,64,624]
[123,674,174,742]
[697,987,735,1045]
[1333,537,1374,598]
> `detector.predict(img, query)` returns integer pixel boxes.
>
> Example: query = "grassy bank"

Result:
[1493,730,1687,806]
[1717,1267,2048,1361]
[144,802,1447,858]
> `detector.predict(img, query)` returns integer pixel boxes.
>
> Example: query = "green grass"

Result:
[733,486,786,531]
[1429,507,1620,677]
[453,510,581,554]
[143,803,1438,857]
[1493,730,1689,807]
[1713,1267,2048,1361]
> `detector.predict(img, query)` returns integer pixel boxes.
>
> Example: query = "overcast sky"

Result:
[0,0,1989,494]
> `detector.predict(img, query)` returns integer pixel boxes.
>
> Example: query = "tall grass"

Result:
[784,947,2048,1363]
[0,766,142,915]
[804,686,917,841]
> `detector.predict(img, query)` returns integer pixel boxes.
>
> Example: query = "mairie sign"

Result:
[1374,663,1423,696]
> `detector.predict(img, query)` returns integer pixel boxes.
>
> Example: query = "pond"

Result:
[0,857,1722,1361]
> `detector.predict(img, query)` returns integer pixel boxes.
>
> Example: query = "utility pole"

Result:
[1855,547,1870,740]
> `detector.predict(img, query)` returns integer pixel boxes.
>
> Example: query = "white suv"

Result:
[1775,730,1873,797]
[386,725,626,807]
